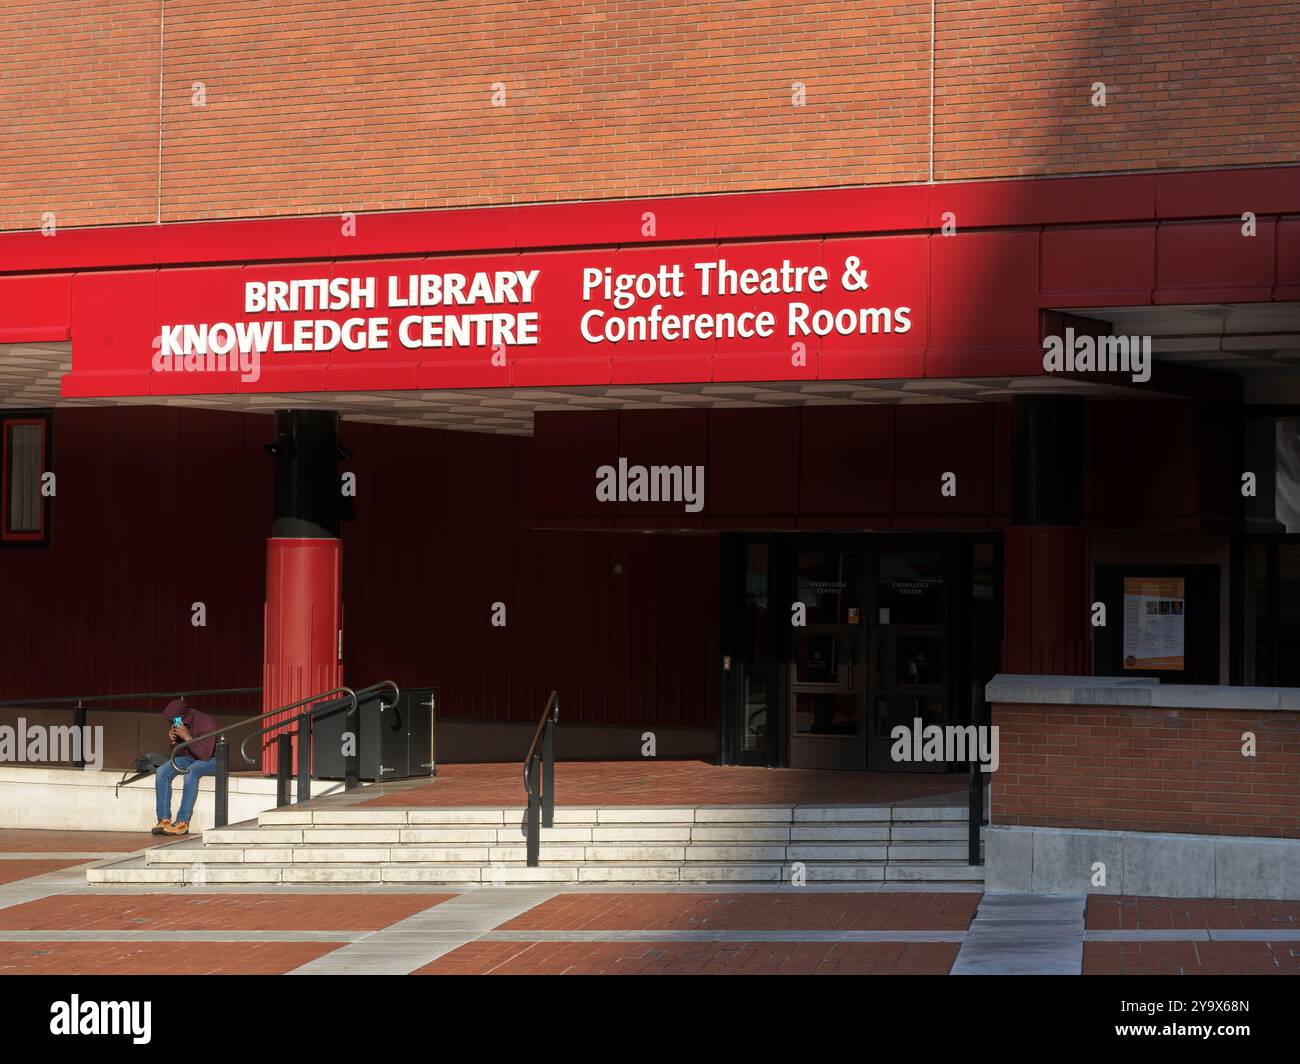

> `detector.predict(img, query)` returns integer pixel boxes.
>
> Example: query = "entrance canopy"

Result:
[0,164,1296,404]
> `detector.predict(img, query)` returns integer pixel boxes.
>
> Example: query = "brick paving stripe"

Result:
[0,940,344,975]
[502,891,981,932]
[0,830,163,853]
[1086,896,1300,931]
[414,939,960,975]
[1084,940,1300,975]
[362,760,964,808]
[0,860,90,885]
[0,893,455,932]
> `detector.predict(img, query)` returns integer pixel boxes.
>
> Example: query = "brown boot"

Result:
[161,820,189,836]
[151,819,173,836]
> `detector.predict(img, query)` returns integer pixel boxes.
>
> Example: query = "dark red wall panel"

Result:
[1155,220,1276,304]
[706,407,799,521]
[893,404,994,519]
[1039,225,1155,307]
[0,407,270,701]
[532,410,618,523]
[798,405,895,520]
[1090,400,1199,526]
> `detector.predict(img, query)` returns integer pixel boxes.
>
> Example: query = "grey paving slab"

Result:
[951,892,1085,976]
[1084,929,1300,942]
[287,886,560,975]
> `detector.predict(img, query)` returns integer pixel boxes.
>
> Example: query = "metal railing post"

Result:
[968,758,982,866]
[276,733,291,807]
[73,700,86,769]
[214,738,229,829]
[526,758,541,867]
[542,715,555,829]
[296,711,311,804]
[344,716,360,791]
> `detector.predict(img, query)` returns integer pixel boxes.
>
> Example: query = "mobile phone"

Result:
[172,717,184,727]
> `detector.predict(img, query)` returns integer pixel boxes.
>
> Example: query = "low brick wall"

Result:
[991,702,1300,840]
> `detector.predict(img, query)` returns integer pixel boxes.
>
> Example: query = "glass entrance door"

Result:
[719,533,997,772]
[868,548,949,771]
[788,547,868,769]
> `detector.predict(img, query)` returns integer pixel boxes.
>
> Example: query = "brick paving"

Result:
[0,893,455,932]
[363,760,965,808]
[0,825,1295,976]
[0,829,163,853]
[0,860,89,885]
[502,892,980,932]
[0,941,343,975]
[1087,897,1300,931]
[415,939,960,975]
[1084,941,1300,975]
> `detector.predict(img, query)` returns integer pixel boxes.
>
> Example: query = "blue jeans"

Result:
[155,755,216,824]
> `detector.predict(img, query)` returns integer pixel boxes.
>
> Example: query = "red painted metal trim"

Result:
[0,326,70,344]
[1,164,1296,275]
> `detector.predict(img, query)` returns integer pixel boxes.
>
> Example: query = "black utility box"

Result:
[312,686,436,782]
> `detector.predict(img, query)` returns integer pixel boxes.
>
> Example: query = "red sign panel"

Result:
[63,237,937,397]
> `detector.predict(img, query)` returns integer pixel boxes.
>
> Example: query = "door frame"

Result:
[718,530,1001,771]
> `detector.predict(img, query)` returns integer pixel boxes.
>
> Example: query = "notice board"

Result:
[1093,564,1220,684]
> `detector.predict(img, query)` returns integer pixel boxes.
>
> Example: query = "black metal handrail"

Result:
[167,679,400,827]
[967,758,985,865]
[522,691,560,867]
[0,687,261,709]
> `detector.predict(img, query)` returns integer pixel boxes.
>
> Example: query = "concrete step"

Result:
[253,804,973,829]
[152,840,973,866]
[890,823,969,841]
[883,862,986,882]
[94,857,985,887]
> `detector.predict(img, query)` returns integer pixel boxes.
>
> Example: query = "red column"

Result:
[261,538,343,774]
[1002,525,1091,675]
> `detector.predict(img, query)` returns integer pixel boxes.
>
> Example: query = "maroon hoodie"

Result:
[162,699,218,762]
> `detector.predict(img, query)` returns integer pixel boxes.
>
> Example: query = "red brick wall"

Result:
[991,703,1300,839]
[2,1,1297,230]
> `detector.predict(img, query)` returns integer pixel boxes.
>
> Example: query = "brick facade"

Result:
[991,703,1300,839]
[3,1,1297,230]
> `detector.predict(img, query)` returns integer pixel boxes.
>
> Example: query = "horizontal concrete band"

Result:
[1084,929,1300,942]
[985,673,1300,712]
[987,825,1300,901]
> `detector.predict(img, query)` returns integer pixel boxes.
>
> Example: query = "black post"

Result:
[428,692,438,778]
[344,716,359,791]
[296,712,311,804]
[214,738,229,829]
[526,758,540,867]
[73,700,86,769]
[968,759,982,865]
[276,733,291,807]
[542,717,555,829]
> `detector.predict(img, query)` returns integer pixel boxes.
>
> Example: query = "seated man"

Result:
[153,697,218,837]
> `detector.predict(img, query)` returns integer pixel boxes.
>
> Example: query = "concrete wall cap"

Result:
[986,674,1300,712]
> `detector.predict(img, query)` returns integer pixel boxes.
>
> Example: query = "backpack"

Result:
[114,752,168,798]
